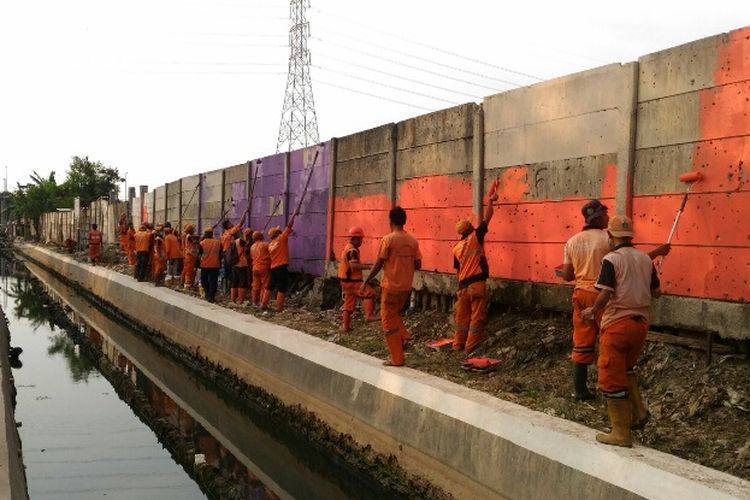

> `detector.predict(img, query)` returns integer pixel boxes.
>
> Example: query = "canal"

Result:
[1,254,432,500]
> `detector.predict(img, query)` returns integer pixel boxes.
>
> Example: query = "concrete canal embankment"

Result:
[17,244,750,500]
[0,307,29,500]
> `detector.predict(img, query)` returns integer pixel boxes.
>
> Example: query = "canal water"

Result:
[1,255,410,500]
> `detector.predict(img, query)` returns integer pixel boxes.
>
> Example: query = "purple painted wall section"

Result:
[288,142,331,275]
[249,154,286,238]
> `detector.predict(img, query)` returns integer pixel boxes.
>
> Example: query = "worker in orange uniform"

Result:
[250,231,271,308]
[134,223,152,281]
[561,200,670,401]
[266,211,298,313]
[229,233,250,305]
[198,229,221,302]
[361,207,421,366]
[87,223,103,266]
[220,209,249,293]
[452,186,498,353]
[243,227,254,291]
[126,222,137,266]
[117,213,129,259]
[163,224,182,286]
[582,215,661,447]
[338,226,376,332]
[181,224,198,289]
[151,225,168,286]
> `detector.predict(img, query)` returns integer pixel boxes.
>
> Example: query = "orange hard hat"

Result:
[268,226,282,237]
[252,231,264,241]
[348,226,365,238]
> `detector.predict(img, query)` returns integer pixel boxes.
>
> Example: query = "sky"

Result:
[2,0,749,195]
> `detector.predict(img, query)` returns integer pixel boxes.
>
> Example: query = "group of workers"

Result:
[106,209,296,310]
[96,184,666,448]
[338,185,668,447]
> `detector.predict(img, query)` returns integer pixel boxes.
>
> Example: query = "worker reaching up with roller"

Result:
[338,226,376,332]
[361,207,421,367]
[451,182,498,354]
[581,215,661,448]
[266,210,298,313]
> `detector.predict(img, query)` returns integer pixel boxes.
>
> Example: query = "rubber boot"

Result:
[596,399,633,447]
[384,333,405,366]
[628,373,650,430]
[342,311,352,332]
[261,290,270,310]
[363,299,377,322]
[275,292,286,313]
[573,363,595,401]
[237,288,246,306]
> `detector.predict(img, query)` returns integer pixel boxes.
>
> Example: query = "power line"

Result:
[310,36,503,92]
[315,80,433,112]
[311,6,542,81]
[313,65,460,105]
[318,28,525,87]
[316,52,481,100]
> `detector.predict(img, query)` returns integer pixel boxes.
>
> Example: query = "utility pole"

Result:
[276,0,319,153]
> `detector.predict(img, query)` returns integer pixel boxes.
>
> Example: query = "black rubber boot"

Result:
[573,363,595,401]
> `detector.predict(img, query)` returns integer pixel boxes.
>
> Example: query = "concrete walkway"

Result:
[19,244,750,500]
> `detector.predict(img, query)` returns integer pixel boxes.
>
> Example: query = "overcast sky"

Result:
[2,0,749,195]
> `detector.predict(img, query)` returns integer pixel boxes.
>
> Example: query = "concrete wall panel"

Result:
[396,104,473,148]
[180,175,200,230]
[249,154,285,237]
[154,186,166,225]
[200,169,224,236]
[166,180,181,225]
[337,124,392,160]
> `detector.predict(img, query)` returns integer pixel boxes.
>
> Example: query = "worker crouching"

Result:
[338,226,376,332]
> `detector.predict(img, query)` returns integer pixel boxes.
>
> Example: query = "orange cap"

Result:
[268,226,282,237]
[348,226,365,238]
[252,231,264,241]
[455,219,473,235]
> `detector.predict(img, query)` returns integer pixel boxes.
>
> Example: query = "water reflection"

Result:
[8,255,411,500]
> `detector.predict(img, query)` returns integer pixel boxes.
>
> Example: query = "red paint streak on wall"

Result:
[601,163,618,199]
[633,192,750,247]
[495,166,530,203]
[397,175,472,272]
[638,27,750,300]
[715,27,750,86]
[333,193,391,265]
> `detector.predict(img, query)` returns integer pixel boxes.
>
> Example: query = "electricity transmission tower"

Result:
[276,0,319,153]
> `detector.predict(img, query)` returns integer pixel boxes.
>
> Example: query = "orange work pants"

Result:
[452,281,487,353]
[252,268,271,304]
[571,288,602,365]
[597,316,648,399]
[182,255,197,287]
[127,246,136,266]
[89,244,101,263]
[341,282,375,313]
[380,289,410,366]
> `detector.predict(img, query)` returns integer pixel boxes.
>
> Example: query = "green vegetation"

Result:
[10,156,119,236]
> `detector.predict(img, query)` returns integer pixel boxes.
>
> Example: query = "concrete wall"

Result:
[21,245,750,500]
[154,186,166,226]
[397,104,477,273]
[200,169,223,236]
[332,124,394,264]
[248,153,286,239]
[483,63,636,284]
[166,180,181,227]
[180,175,200,232]
[288,143,331,275]
[222,162,250,230]
[634,27,750,302]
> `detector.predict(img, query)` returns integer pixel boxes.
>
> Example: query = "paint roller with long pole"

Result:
[656,170,703,271]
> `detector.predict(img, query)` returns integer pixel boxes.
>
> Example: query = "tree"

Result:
[62,156,120,206]
[11,171,68,237]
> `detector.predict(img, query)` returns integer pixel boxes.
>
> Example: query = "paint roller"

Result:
[656,170,703,271]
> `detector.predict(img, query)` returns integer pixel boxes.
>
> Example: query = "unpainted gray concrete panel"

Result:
[638,34,720,102]
[396,103,475,149]
[335,153,390,187]
[484,64,634,133]
[485,109,621,167]
[635,92,701,149]
[337,124,393,161]
[396,139,472,180]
